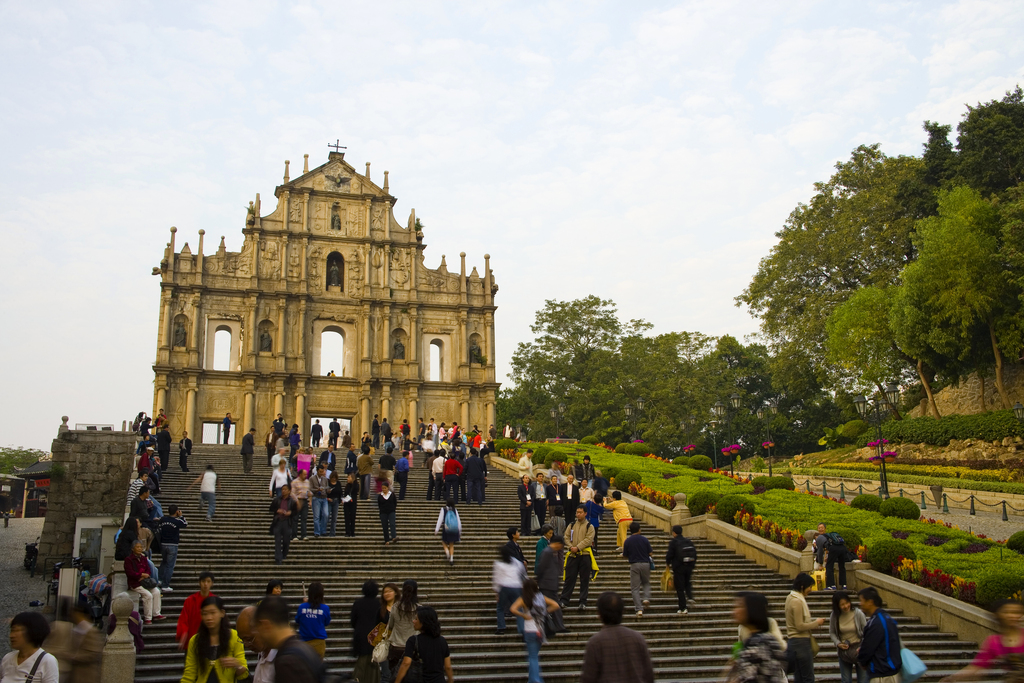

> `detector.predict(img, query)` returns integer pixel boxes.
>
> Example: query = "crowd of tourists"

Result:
[10,413,1022,683]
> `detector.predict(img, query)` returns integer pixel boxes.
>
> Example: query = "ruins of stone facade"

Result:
[152,151,499,441]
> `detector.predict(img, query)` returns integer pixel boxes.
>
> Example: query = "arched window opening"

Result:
[321,329,345,376]
[213,327,232,371]
[326,252,344,290]
[429,339,443,382]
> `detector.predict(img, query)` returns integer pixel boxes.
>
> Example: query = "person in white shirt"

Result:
[579,479,594,504]
[186,464,218,522]
[492,545,527,635]
[268,459,292,497]
[430,452,446,501]
[2,612,60,683]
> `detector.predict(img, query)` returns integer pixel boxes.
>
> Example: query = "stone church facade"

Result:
[152,151,499,442]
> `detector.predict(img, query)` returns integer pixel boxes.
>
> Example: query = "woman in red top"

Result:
[125,540,164,624]
[941,599,1024,683]
[442,455,463,503]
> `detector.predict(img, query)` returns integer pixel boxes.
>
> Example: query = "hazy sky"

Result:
[1,1,1022,450]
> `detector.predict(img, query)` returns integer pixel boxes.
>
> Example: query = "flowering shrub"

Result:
[866,439,890,448]
[499,448,518,461]
[642,453,673,464]
[627,481,676,510]
[761,441,775,448]
[894,557,977,604]
[683,444,697,454]
[855,545,869,562]
[736,511,808,551]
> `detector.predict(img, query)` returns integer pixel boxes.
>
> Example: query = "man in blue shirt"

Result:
[857,587,902,682]
[222,413,232,444]
[394,451,411,499]
[622,522,653,617]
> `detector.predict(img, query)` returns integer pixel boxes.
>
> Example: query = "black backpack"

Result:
[823,532,846,548]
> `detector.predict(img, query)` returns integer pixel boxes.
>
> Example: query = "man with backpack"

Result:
[561,506,596,611]
[255,596,323,682]
[665,525,698,614]
[815,524,851,590]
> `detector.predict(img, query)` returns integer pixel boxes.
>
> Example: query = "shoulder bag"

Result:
[24,649,46,683]
[837,640,859,664]
[370,622,391,663]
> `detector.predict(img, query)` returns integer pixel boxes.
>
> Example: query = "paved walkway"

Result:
[920,507,1024,542]
[0,517,47,634]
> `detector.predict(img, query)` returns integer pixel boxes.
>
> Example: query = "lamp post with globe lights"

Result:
[853,382,900,499]
[757,399,780,477]
[624,397,645,442]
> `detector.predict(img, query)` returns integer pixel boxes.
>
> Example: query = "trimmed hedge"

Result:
[614,443,629,453]
[796,467,1024,496]
[493,439,518,452]
[624,443,652,456]
[688,455,713,471]
[879,497,921,520]
[851,494,883,511]
[688,490,722,516]
[673,456,691,467]
[1008,530,1024,555]
[532,445,553,464]
[718,494,758,525]
[834,528,863,552]
[752,476,795,491]
[613,470,643,491]
[868,539,916,575]
[580,436,599,445]
[855,409,1024,447]
[977,566,1024,607]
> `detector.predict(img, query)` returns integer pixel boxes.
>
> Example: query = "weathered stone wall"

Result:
[911,363,1024,417]
[38,430,137,568]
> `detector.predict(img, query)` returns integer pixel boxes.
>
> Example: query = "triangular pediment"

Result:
[285,154,387,197]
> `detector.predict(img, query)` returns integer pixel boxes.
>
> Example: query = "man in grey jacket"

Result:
[536,535,568,634]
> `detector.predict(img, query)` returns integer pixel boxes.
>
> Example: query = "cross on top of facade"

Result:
[328,139,347,153]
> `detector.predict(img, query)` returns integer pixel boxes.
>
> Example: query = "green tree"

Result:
[902,187,1023,408]
[738,145,929,391]
[956,86,1024,197]
[0,447,47,475]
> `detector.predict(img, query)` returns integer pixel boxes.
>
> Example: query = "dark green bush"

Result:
[854,409,1024,447]
[868,539,916,575]
[600,467,619,481]
[493,439,518,452]
[717,494,758,525]
[614,443,629,453]
[550,451,567,463]
[673,456,691,467]
[532,445,553,464]
[580,436,599,445]
[625,443,651,456]
[752,476,795,491]
[1008,530,1024,555]
[687,490,722,516]
[851,494,883,512]
[688,455,713,471]
[879,497,921,520]
[833,528,863,551]
[841,419,870,441]
[613,470,642,491]
[977,566,1024,607]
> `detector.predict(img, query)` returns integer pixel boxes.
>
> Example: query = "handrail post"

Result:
[970,495,975,516]
[920,491,926,510]
[1003,501,1009,522]
[942,493,949,513]
[839,482,846,501]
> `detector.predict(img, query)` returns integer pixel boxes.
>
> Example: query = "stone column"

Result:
[409,307,418,363]
[101,592,137,683]
[274,393,284,421]
[295,394,306,435]
[196,230,205,285]
[243,392,255,434]
[461,400,470,429]
[486,401,495,429]
[361,305,371,360]
[360,397,370,438]
[484,253,492,305]
[459,252,468,305]
[383,305,392,360]
[248,298,258,359]
[161,298,173,349]
[409,398,418,426]
[185,389,197,440]
[276,304,286,359]
[282,190,291,232]
[381,396,390,425]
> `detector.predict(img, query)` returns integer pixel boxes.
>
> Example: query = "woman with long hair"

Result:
[728,591,788,683]
[394,606,454,683]
[375,583,400,682]
[181,595,248,682]
[343,472,360,537]
[296,581,332,659]
[829,591,868,683]
[509,578,560,683]
[386,580,420,681]
[941,599,1024,682]
[786,573,825,683]
[434,498,462,565]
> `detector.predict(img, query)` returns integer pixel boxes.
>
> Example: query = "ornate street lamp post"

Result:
[853,383,899,499]
[757,399,780,477]
[709,418,720,469]
[624,398,645,441]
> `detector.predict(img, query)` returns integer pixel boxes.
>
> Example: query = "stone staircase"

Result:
[135,444,981,682]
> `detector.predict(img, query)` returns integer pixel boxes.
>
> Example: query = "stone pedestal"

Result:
[670,493,690,527]
[101,592,137,683]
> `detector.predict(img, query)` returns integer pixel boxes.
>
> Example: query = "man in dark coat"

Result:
[464,449,488,505]
[536,535,567,633]
[517,475,534,540]
[240,427,256,474]
[504,526,528,570]
[156,426,172,472]
[665,525,698,613]
[349,580,382,682]
[560,475,582,526]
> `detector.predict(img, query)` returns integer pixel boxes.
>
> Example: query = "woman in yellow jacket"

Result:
[182,595,249,682]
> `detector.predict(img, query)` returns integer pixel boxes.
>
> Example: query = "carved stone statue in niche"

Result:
[331,212,342,231]
[372,248,384,286]
[259,330,273,353]
[393,339,406,360]
[173,322,188,348]
[469,341,484,364]
[328,261,341,287]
